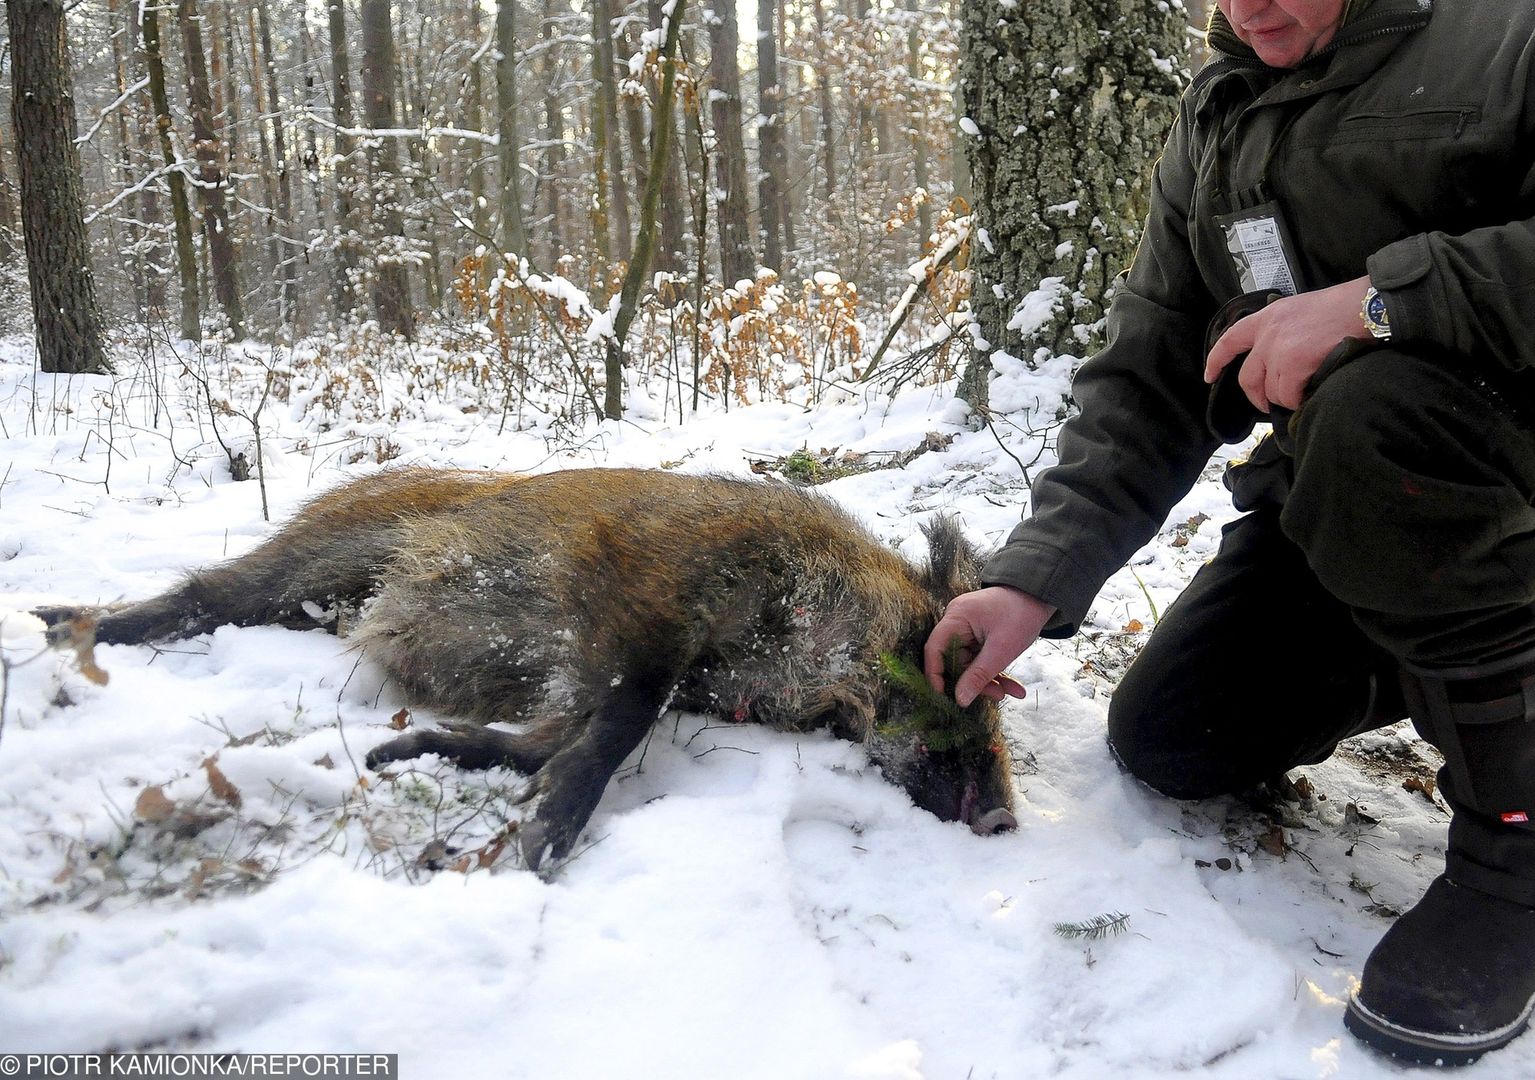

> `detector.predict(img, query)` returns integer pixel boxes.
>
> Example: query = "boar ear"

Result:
[920,515,982,599]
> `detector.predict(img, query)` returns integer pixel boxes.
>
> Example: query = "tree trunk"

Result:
[620,22,651,213]
[756,0,787,273]
[907,0,932,249]
[107,0,151,315]
[121,0,169,314]
[257,0,296,320]
[812,0,837,204]
[359,0,414,338]
[140,3,202,340]
[6,0,108,373]
[957,0,1184,405]
[706,0,754,284]
[495,0,528,256]
[540,0,566,267]
[775,0,796,260]
[178,0,247,340]
[327,0,361,316]
[646,0,687,275]
[592,0,631,263]
[400,37,445,309]
[465,3,490,249]
[298,23,325,260]
[0,98,19,262]
[603,0,688,421]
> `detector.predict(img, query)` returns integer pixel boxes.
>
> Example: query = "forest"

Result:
[2,0,1207,429]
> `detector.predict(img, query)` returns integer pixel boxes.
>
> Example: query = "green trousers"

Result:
[1109,347,1535,901]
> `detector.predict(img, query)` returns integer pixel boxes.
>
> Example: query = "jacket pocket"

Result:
[1336,105,1480,142]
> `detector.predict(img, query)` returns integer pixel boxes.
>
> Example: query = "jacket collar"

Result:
[1205,0,1430,67]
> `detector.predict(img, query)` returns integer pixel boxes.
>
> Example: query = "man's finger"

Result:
[1236,348,1270,413]
[924,613,972,695]
[954,637,1018,708]
[975,672,1030,703]
[1204,318,1257,383]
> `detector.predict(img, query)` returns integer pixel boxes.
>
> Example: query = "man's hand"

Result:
[924,586,1057,707]
[1204,275,1374,412]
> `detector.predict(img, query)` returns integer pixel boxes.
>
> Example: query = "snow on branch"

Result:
[75,76,150,147]
[305,113,498,147]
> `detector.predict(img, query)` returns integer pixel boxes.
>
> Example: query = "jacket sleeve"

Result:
[980,103,1223,636]
[1368,209,1535,369]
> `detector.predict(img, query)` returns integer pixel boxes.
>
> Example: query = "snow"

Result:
[0,335,1530,1078]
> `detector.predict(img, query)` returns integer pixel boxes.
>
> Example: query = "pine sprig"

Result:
[1053,911,1131,941]
[875,650,982,751]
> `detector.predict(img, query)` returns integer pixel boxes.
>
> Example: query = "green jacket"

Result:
[982,0,1535,635]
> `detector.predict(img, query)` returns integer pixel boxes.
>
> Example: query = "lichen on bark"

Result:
[958,0,1187,407]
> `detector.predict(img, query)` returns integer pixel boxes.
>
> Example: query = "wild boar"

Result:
[37,468,1018,870]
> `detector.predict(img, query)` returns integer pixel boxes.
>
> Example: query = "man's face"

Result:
[1217,0,1347,68]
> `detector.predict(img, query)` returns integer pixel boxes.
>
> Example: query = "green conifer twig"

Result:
[1053,911,1131,941]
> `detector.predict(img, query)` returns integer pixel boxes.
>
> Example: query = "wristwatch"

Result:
[1361,285,1392,340]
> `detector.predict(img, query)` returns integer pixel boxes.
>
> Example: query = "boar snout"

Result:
[959,779,1018,835]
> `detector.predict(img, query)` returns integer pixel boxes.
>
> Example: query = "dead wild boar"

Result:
[37,467,1018,870]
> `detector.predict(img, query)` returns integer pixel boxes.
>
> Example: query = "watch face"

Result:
[1366,291,1389,327]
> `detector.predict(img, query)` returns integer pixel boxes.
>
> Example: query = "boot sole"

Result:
[1345,991,1535,1067]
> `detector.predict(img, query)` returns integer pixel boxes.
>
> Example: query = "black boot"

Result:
[1346,875,1535,1065]
[1345,654,1535,1065]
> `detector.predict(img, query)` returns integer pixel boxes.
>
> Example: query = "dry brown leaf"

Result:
[390,708,412,730]
[314,753,336,770]
[478,836,510,868]
[135,785,177,823]
[1403,775,1437,801]
[1257,825,1288,857]
[1123,619,1144,634]
[1171,535,1189,548]
[203,756,243,807]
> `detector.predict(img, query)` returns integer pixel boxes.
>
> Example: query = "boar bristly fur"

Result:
[38,468,1017,871]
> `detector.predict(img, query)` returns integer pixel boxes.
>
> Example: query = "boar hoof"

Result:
[518,820,560,873]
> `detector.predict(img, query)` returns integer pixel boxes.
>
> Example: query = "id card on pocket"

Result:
[1212,183,1304,296]
[1220,211,1298,294]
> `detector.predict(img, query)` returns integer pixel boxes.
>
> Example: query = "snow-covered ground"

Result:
[0,335,1524,1077]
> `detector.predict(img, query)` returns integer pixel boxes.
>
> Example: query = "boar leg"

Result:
[365,723,556,775]
[519,674,673,872]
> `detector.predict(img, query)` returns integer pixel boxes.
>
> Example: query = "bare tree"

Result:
[495,0,528,256]
[359,0,414,338]
[140,1,201,340]
[603,0,688,420]
[706,0,753,284]
[256,0,296,318]
[6,0,107,372]
[326,0,361,316]
[591,0,631,263]
[756,0,789,272]
[178,0,247,339]
[539,0,567,267]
